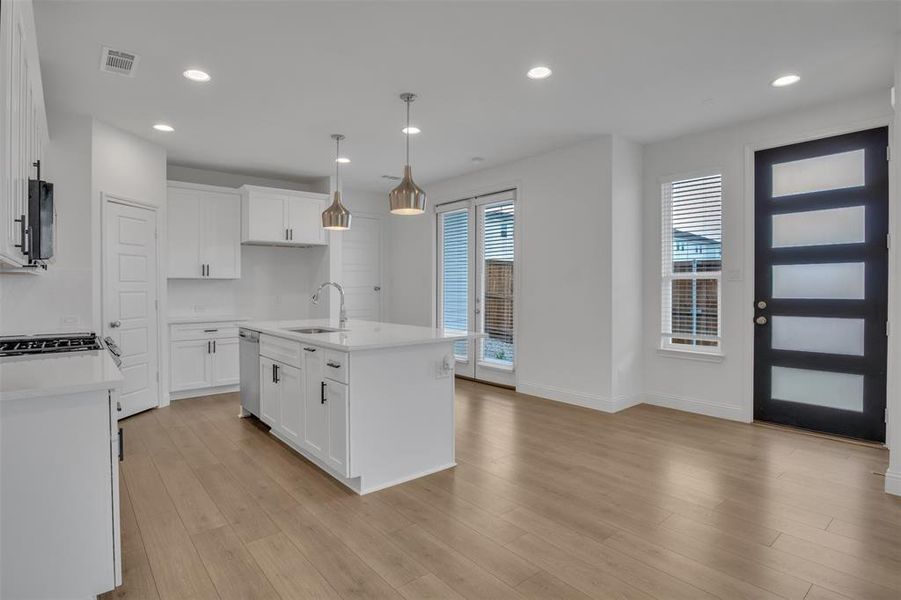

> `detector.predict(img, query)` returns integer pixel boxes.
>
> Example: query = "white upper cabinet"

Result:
[240,186,328,246]
[167,182,241,279]
[0,0,48,267]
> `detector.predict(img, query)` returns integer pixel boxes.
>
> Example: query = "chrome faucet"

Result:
[311,282,347,328]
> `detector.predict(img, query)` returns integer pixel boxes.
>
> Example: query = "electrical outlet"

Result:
[436,355,453,379]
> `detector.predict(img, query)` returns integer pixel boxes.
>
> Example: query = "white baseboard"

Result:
[169,384,239,401]
[643,391,748,422]
[886,469,901,496]
[516,382,639,414]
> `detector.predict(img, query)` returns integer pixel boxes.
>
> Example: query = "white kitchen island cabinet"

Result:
[244,319,470,494]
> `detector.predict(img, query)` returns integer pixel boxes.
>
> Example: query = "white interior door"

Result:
[437,191,516,385]
[342,214,383,320]
[103,199,159,418]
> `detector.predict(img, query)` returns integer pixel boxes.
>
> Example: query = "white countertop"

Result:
[240,318,474,352]
[0,350,123,402]
[168,315,249,324]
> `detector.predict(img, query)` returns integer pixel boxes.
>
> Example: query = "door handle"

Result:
[321,381,327,404]
[110,320,121,328]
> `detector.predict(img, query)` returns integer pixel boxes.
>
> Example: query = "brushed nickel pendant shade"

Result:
[322,134,352,230]
[389,93,426,215]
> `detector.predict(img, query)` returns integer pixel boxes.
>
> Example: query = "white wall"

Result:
[388,137,645,410]
[886,36,901,497]
[641,90,892,421]
[610,136,644,405]
[0,113,93,334]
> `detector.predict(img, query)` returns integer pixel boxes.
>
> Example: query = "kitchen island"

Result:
[239,318,470,494]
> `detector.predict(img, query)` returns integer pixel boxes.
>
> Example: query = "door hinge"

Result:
[887,321,890,336]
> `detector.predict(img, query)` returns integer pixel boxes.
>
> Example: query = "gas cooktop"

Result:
[0,333,103,357]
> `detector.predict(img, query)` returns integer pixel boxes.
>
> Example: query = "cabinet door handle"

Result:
[118,428,124,462]
[274,364,280,383]
[327,361,340,369]
[321,381,327,404]
[304,347,317,353]
[117,401,122,412]
[207,340,211,354]
[213,340,217,353]
[290,228,294,240]
[272,363,276,383]
[203,329,218,333]
[14,215,28,256]
[285,228,289,241]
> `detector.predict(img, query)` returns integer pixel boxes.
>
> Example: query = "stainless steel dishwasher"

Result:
[238,328,260,417]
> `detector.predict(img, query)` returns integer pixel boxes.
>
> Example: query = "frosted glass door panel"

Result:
[772,149,865,198]
[771,316,864,356]
[772,206,865,248]
[772,262,864,299]
[771,366,863,412]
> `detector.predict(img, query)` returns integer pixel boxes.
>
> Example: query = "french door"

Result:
[754,127,888,442]
[437,190,516,386]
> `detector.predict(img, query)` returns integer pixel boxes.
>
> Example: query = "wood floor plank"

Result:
[246,532,341,600]
[191,525,279,600]
[111,387,897,600]
[194,463,281,544]
[398,574,466,600]
[514,571,592,600]
[391,525,523,600]
[269,505,402,599]
[121,456,219,600]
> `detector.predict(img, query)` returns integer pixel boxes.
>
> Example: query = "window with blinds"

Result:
[480,202,515,365]
[660,174,722,353]
[441,209,469,359]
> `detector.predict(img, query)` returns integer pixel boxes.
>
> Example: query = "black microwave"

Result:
[27,174,53,261]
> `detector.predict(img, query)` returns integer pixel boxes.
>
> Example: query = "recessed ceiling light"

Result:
[527,65,552,80]
[771,74,800,87]
[153,123,174,132]
[336,157,351,164]
[402,126,421,135]
[183,69,211,82]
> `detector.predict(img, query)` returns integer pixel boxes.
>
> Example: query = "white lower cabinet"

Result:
[324,379,348,474]
[169,321,241,397]
[259,335,350,477]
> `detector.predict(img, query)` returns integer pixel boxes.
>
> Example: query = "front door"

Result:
[103,199,160,418]
[753,127,888,442]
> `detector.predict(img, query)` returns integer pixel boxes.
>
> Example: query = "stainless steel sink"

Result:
[286,327,343,334]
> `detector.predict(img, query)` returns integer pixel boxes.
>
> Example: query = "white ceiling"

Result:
[33,1,898,191]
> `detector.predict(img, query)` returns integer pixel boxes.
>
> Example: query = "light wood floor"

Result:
[102,379,901,600]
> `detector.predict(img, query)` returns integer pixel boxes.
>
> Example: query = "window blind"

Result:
[441,209,469,359]
[480,202,515,365]
[661,174,722,351]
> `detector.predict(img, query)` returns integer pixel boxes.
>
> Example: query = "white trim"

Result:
[358,463,457,495]
[656,347,724,363]
[644,391,747,422]
[166,180,242,195]
[742,116,893,426]
[169,384,239,401]
[101,193,165,410]
[516,381,640,413]
[886,468,901,496]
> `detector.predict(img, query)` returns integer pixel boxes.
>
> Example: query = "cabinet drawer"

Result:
[323,349,349,384]
[170,322,239,341]
[260,334,302,368]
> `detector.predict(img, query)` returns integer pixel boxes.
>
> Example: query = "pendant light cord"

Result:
[405,99,411,166]
[335,136,341,192]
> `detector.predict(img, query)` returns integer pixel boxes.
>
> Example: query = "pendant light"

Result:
[322,134,352,230]
[388,93,426,215]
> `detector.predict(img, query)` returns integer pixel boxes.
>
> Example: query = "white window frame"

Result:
[659,172,724,357]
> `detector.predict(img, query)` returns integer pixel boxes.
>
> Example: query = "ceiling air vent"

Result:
[99,46,139,77]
